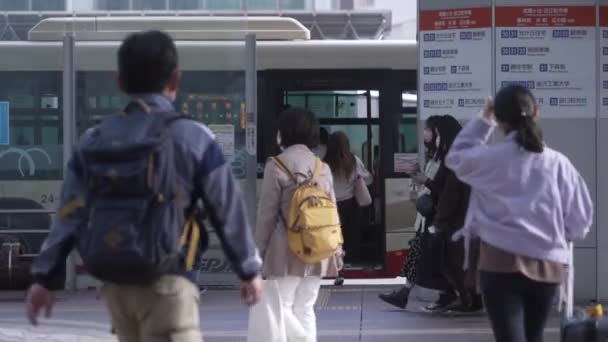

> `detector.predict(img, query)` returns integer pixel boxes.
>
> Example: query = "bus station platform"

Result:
[0,281,561,342]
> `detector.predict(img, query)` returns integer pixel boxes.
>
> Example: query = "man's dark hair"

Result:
[118,30,178,94]
[278,107,320,149]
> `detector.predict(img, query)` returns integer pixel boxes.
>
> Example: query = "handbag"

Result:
[415,193,434,218]
[247,279,287,342]
[415,226,450,291]
[354,176,372,207]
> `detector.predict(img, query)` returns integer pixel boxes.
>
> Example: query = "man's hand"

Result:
[26,284,54,325]
[240,275,263,306]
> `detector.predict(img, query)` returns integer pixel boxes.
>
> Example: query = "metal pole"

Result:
[245,34,257,229]
[62,34,77,291]
[595,0,600,302]
[416,0,424,164]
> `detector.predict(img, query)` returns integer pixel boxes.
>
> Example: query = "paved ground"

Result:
[0,284,561,342]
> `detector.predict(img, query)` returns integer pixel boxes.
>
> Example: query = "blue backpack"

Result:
[76,100,201,285]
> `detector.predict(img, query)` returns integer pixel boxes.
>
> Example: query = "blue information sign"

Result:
[0,102,8,145]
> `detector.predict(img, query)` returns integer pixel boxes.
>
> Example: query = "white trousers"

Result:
[247,276,321,342]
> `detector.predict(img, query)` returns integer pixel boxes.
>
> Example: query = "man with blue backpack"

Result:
[24,30,263,341]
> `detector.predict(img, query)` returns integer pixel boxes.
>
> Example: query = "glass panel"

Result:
[76,71,248,180]
[134,0,167,9]
[170,0,199,10]
[207,0,240,10]
[32,0,65,10]
[42,126,60,145]
[11,126,34,146]
[76,72,128,136]
[179,71,246,179]
[0,0,27,10]
[285,95,305,108]
[248,0,276,10]
[398,118,417,153]
[285,90,379,119]
[280,0,306,9]
[0,72,63,181]
[399,90,418,153]
[401,91,418,108]
[96,0,130,10]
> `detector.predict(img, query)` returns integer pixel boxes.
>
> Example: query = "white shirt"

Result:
[333,155,373,202]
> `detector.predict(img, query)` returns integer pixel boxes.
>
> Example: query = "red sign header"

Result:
[601,6,608,27]
[420,7,492,31]
[496,6,596,27]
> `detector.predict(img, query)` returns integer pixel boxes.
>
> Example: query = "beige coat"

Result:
[256,144,343,278]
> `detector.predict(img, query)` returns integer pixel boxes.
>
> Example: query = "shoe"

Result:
[378,286,411,309]
[424,292,457,312]
[334,270,345,286]
[469,293,484,311]
[444,293,483,314]
[442,300,471,313]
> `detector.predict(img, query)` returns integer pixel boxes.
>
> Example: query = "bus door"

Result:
[258,69,415,278]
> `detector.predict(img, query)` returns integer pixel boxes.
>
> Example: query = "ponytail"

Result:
[494,84,544,153]
[515,116,543,153]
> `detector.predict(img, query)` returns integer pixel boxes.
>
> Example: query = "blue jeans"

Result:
[480,271,558,342]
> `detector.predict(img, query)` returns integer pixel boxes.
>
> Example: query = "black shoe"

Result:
[424,292,457,312]
[444,294,483,314]
[469,294,484,311]
[334,276,345,286]
[378,286,411,309]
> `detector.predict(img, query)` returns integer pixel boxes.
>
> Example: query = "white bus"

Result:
[0,16,419,288]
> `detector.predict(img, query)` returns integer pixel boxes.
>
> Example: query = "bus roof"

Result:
[28,16,310,41]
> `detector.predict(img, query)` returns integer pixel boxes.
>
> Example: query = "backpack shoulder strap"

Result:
[270,157,297,183]
[311,158,322,182]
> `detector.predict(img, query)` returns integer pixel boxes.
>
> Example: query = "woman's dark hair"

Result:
[435,115,463,162]
[425,115,441,130]
[278,107,320,149]
[494,84,544,153]
[424,115,441,160]
[324,131,356,179]
[118,30,178,94]
[320,127,329,145]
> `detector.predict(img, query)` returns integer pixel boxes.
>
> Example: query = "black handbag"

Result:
[416,193,435,218]
[414,226,450,291]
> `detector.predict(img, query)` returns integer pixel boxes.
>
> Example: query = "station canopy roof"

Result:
[0,11,391,41]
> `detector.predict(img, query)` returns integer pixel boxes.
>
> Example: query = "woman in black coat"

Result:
[430,115,482,312]
[378,116,456,311]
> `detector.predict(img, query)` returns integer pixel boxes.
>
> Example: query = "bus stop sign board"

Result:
[0,102,8,145]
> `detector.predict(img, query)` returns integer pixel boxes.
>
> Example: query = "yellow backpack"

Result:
[271,157,343,264]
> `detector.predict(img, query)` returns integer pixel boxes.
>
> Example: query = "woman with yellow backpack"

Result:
[248,107,344,342]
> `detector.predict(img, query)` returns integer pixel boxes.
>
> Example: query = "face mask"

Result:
[277,131,284,151]
[435,131,441,149]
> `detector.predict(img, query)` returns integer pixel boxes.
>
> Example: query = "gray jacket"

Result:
[31,94,262,288]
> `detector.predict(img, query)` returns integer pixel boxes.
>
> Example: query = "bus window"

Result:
[0,71,63,181]
[285,90,379,119]
[77,70,247,179]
